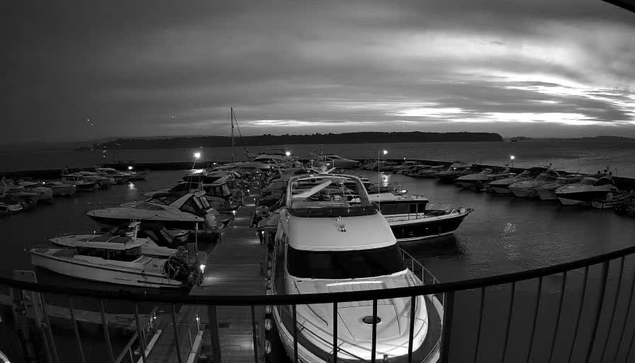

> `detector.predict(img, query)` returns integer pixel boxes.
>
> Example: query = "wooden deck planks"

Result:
[147,195,268,363]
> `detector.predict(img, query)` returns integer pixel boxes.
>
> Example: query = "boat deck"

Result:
[147,195,268,363]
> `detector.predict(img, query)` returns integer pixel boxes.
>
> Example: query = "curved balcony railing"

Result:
[2,243,635,363]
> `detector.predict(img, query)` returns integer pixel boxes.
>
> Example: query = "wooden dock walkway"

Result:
[147,195,268,363]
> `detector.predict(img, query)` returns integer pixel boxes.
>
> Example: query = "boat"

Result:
[488,167,547,194]
[60,172,98,192]
[366,188,473,242]
[86,191,220,229]
[454,167,513,190]
[554,175,619,206]
[435,162,473,183]
[312,154,360,169]
[27,241,199,289]
[41,181,77,197]
[17,181,54,203]
[0,201,23,215]
[508,169,563,198]
[592,190,634,209]
[271,173,442,362]
[403,164,432,177]
[49,222,189,257]
[392,160,423,174]
[0,180,40,208]
[414,165,447,178]
[95,167,131,184]
[149,173,242,212]
[75,171,114,189]
[127,168,150,181]
[535,174,585,201]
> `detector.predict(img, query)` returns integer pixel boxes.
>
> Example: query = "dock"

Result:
[146,194,268,363]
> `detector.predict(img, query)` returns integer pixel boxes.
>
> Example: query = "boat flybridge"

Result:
[271,173,442,362]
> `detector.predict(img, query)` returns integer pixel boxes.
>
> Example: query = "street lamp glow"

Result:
[382,150,388,155]
[128,166,133,171]
[194,152,201,159]
[285,151,291,157]
[510,155,515,160]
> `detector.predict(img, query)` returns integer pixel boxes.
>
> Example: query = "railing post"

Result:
[250,305,259,363]
[548,271,568,363]
[100,301,115,363]
[567,266,590,363]
[525,276,543,363]
[67,297,86,363]
[615,262,635,360]
[441,291,455,363]
[473,287,486,363]
[134,304,148,363]
[332,302,338,362]
[600,257,625,361]
[501,282,517,363]
[585,261,610,363]
[371,298,378,363]
[292,304,298,363]
[207,305,222,363]
[407,295,417,363]
[171,305,183,363]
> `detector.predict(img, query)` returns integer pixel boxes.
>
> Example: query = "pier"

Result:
[145,194,268,363]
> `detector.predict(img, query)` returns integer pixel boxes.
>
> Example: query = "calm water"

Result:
[3,140,635,177]
[2,151,635,361]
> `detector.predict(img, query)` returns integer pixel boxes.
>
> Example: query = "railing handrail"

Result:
[3,243,635,305]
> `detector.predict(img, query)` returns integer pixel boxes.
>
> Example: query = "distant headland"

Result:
[78,131,503,150]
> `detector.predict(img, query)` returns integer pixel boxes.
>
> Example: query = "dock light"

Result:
[232,210,236,215]
[199,264,206,274]
[194,152,201,159]
[383,150,388,155]
[510,155,515,160]
[128,166,133,171]
[285,151,291,157]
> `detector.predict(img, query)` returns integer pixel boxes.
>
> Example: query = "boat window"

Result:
[180,199,200,215]
[595,178,613,186]
[409,203,417,214]
[77,247,108,259]
[199,196,211,209]
[221,184,231,197]
[107,247,142,261]
[149,194,181,205]
[287,245,406,279]
[379,203,397,215]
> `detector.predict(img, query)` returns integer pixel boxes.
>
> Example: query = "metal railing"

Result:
[3,244,635,363]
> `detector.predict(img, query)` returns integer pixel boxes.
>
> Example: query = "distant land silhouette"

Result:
[509,135,635,142]
[79,132,504,150]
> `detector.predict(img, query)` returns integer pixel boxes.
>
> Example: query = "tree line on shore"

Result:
[79,131,503,150]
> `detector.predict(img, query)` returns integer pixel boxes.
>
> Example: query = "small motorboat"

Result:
[42,181,77,197]
[28,242,200,289]
[591,190,633,209]
[61,173,98,192]
[18,181,54,203]
[95,167,131,184]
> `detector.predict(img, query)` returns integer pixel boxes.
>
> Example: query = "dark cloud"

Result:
[3,0,635,143]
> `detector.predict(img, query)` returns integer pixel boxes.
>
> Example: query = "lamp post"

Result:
[193,152,202,169]
[377,149,388,209]
[510,155,515,167]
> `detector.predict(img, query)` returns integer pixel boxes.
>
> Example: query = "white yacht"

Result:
[86,191,219,229]
[366,189,472,242]
[312,154,360,169]
[271,173,442,362]
[535,174,585,201]
[455,167,513,190]
[95,167,131,184]
[28,242,198,289]
[555,175,619,206]
[508,170,563,198]
[42,181,77,197]
[488,167,547,194]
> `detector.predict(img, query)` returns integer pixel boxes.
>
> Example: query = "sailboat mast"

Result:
[231,107,235,163]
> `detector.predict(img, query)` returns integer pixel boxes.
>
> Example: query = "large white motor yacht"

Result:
[28,241,199,289]
[555,175,619,206]
[86,191,219,229]
[271,173,442,362]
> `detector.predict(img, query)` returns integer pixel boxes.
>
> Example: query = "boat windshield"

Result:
[580,178,598,185]
[286,245,406,279]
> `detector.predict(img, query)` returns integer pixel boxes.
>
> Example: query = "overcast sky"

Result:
[3,0,635,143]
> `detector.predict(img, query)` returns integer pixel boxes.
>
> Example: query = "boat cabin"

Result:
[75,242,143,262]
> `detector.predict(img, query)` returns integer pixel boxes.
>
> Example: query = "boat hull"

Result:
[29,249,184,288]
[536,189,557,201]
[491,186,512,194]
[386,209,472,242]
[87,214,204,230]
[555,190,612,204]
[509,186,535,198]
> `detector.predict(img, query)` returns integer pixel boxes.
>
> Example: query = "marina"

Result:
[1,143,635,363]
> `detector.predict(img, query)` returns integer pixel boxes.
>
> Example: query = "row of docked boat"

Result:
[391,160,633,209]
[24,167,258,290]
[0,167,150,215]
